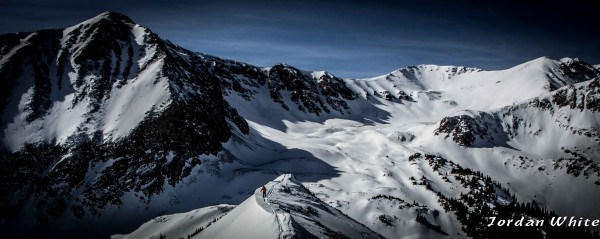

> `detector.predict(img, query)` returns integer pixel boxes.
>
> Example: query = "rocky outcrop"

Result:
[434,112,505,147]
[266,65,357,114]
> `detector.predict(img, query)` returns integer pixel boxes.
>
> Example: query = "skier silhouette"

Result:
[261,185,267,198]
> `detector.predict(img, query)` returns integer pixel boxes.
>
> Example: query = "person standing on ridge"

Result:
[261,185,267,198]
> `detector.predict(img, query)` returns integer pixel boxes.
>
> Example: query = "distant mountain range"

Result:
[1,12,599,239]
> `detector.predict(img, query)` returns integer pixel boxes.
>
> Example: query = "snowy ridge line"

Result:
[184,174,383,239]
[266,174,286,197]
[261,174,292,239]
[263,174,383,239]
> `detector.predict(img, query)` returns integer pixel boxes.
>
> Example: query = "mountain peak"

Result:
[63,11,136,35]
[98,10,124,17]
[515,56,556,67]
[525,56,589,68]
[91,11,134,24]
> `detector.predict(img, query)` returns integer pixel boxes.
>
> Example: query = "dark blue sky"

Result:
[1,0,598,78]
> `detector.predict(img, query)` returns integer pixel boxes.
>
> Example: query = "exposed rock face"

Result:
[551,78,600,111]
[267,65,357,114]
[434,112,504,147]
[554,58,600,89]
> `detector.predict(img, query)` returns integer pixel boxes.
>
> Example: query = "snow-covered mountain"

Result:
[1,12,599,238]
[115,174,383,239]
